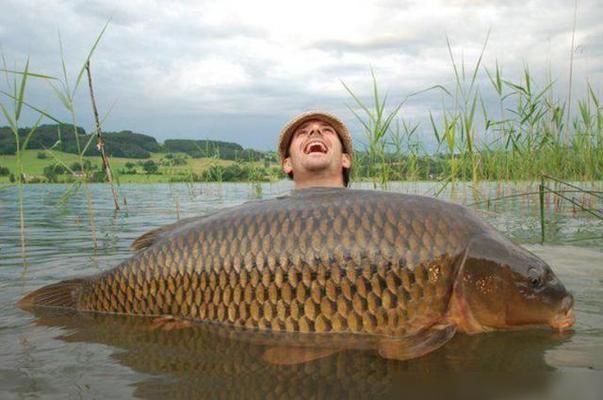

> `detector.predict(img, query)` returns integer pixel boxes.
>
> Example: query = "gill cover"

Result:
[459,233,572,331]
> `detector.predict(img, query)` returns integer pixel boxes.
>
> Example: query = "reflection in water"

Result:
[28,308,571,399]
[3,183,601,399]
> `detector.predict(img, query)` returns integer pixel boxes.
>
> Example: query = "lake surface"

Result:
[1,181,602,399]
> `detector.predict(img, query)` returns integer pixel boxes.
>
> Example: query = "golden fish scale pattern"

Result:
[80,191,476,336]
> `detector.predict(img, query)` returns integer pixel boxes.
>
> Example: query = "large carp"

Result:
[18,188,575,363]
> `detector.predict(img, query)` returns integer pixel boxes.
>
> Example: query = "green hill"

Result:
[163,139,263,160]
[0,124,265,160]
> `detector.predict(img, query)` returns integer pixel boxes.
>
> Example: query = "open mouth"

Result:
[303,141,328,154]
[550,308,575,332]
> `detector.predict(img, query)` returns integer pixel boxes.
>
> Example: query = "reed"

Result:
[0,24,111,249]
[0,56,52,263]
[345,33,601,185]
[343,69,404,189]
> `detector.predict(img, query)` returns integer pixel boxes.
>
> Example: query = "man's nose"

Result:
[308,125,323,136]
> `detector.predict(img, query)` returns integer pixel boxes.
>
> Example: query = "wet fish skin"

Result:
[78,189,470,338]
[18,188,574,360]
[452,232,575,332]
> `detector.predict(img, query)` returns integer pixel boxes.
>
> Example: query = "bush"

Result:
[83,160,97,170]
[0,166,10,176]
[142,160,159,174]
[43,164,67,182]
[37,151,48,159]
[89,170,107,182]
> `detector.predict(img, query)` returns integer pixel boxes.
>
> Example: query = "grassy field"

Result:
[0,149,253,184]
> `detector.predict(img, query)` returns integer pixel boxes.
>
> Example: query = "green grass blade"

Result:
[0,102,17,132]
[81,133,96,154]
[15,58,29,121]
[21,114,44,151]
[0,89,63,123]
[48,80,72,110]
[469,29,490,91]
[0,69,57,80]
[74,20,110,93]
[429,112,441,143]
[342,80,372,120]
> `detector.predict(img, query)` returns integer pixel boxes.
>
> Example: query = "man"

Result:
[278,111,353,189]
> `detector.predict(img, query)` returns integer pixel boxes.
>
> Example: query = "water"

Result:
[1,182,602,399]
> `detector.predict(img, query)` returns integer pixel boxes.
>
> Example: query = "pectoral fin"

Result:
[262,346,340,365]
[377,325,456,361]
[149,316,193,331]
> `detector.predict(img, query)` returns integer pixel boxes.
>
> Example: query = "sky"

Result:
[0,0,601,151]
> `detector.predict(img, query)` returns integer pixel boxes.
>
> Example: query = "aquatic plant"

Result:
[345,31,601,185]
[0,56,50,262]
[342,69,405,190]
[0,23,113,251]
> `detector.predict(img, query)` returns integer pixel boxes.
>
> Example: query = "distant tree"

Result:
[0,166,10,176]
[173,156,187,166]
[125,161,135,170]
[43,164,67,182]
[142,160,159,174]
[83,159,95,170]
[70,162,82,172]
[54,164,66,175]
[43,165,58,182]
[90,170,106,183]
[37,151,48,159]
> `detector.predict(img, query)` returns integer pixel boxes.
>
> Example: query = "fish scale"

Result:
[27,187,571,360]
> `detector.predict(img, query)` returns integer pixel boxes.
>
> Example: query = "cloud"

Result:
[0,0,601,151]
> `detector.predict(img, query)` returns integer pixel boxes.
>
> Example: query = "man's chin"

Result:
[302,158,332,171]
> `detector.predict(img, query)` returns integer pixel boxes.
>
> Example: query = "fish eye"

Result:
[527,268,543,289]
[529,276,542,289]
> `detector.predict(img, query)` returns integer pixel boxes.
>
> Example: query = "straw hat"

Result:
[277,111,354,163]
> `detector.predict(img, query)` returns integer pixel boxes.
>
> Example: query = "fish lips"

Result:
[549,295,575,332]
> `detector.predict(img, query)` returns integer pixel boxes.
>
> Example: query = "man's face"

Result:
[282,119,351,179]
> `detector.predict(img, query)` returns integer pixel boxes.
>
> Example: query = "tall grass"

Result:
[0,56,55,262]
[346,35,602,185]
[343,70,403,189]
[0,23,111,252]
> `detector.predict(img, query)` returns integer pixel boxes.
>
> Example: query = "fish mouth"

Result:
[550,295,575,332]
[303,140,328,155]
[550,308,575,332]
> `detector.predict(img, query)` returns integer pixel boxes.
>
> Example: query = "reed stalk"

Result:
[85,60,120,210]
[0,56,52,263]
[342,69,405,189]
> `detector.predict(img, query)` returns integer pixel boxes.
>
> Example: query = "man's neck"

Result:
[293,175,345,189]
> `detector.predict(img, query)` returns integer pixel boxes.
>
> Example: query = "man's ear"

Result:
[282,157,293,174]
[341,153,351,169]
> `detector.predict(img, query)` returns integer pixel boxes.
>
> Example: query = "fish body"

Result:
[18,188,575,361]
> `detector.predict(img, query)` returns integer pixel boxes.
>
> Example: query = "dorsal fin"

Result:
[130,200,256,251]
[129,216,204,251]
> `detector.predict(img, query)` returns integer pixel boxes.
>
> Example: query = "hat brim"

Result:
[278,111,353,163]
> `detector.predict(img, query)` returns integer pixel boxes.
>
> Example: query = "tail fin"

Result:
[17,279,85,310]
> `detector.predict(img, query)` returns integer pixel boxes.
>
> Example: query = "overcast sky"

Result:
[1,0,601,151]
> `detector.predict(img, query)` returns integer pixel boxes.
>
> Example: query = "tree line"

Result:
[0,124,266,161]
